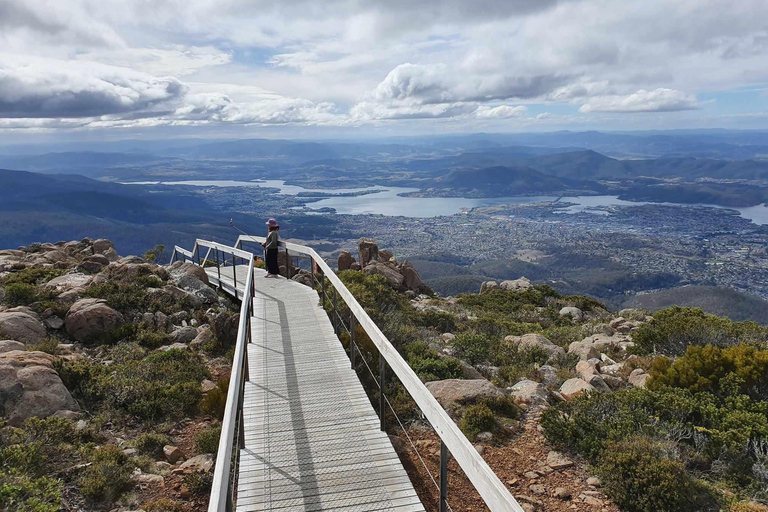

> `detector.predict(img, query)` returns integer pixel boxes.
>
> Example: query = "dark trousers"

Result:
[266,248,279,275]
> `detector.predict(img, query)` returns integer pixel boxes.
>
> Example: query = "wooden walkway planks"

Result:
[206,266,425,512]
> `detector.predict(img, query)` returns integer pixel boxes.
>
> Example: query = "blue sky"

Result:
[1,0,767,139]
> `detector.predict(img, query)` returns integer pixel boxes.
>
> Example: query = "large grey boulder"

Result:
[499,277,533,291]
[45,273,93,292]
[65,298,124,342]
[177,274,218,304]
[508,380,549,405]
[92,239,114,254]
[480,281,499,293]
[559,378,595,400]
[357,238,379,268]
[0,309,46,345]
[567,341,600,361]
[628,369,650,388]
[559,307,584,321]
[0,340,25,353]
[0,350,80,425]
[170,261,209,286]
[425,379,502,410]
[169,326,198,344]
[505,333,565,359]
[363,261,404,290]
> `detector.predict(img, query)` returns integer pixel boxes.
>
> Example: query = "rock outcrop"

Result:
[0,350,79,425]
[357,238,379,268]
[425,379,503,410]
[0,308,47,345]
[65,298,125,342]
[338,251,354,271]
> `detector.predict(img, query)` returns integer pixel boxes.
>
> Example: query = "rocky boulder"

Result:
[92,239,114,255]
[169,261,210,286]
[400,261,424,291]
[499,277,533,291]
[425,379,502,410]
[628,369,650,388]
[480,281,499,293]
[559,378,595,400]
[505,333,565,359]
[363,261,404,290]
[177,274,218,305]
[338,251,354,271]
[65,298,124,342]
[559,306,584,321]
[0,350,80,425]
[357,238,379,267]
[508,380,549,405]
[45,273,93,292]
[0,308,46,345]
[0,340,25,353]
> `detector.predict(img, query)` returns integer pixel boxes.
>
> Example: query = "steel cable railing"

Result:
[174,240,255,512]
[233,234,524,512]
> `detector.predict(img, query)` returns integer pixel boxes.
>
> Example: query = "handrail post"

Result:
[233,254,237,290]
[350,314,356,369]
[379,355,386,432]
[284,247,290,277]
[196,244,201,266]
[321,275,327,310]
[441,442,448,512]
[170,248,177,264]
[215,248,222,288]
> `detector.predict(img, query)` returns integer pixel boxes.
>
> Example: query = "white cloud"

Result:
[0,54,186,118]
[475,105,527,118]
[579,88,698,113]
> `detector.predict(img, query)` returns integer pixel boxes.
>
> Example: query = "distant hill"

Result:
[624,286,768,324]
[429,165,596,195]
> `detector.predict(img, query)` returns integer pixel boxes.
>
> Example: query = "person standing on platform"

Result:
[262,218,280,278]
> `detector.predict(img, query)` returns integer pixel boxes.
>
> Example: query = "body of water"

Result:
[122,179,768,225]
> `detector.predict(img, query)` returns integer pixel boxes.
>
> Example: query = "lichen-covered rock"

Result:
[0,350,79,425]
[425,379,502,410]
[400,261,424,291]
[508,379,549,405]
[45,273,93,292]
[65,298,124,342]
[92,239,114,254]
[177,274,218,304]
[0,309,46,345]
[0,340,25,353]
[169,326,198,344]
[499,277,532,291]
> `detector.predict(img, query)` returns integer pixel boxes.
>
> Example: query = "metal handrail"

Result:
[233,235,523,512]
[175,240,255,512]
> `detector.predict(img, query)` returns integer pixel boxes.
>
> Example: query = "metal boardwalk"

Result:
[207,266,425,512]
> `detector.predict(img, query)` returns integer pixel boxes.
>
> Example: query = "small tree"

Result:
[142,244,166,264]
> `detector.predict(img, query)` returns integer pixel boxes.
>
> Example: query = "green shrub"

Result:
[415,310,456,333]
[337,271,415,325]
[183,470,213,495]
[480,395,521,420]
[459,404,496,441]
[458,286,560,315]
[402,341,463,381]
[632,307,768,356]
[82,282,148,313]
[22,417,78,445]
[649,343,768,400]
[0,268,65,286]
[135,328,168,349]
[452,333,494,364]
[462,314,541,339]
[58,349,209,423]
[79,445,135,503]
[194,425,221,455]
[0,442,46,475]
[143,244,166,264]
[133,433,170,458]
[26,337,59,355]
[2,283,37,306]
[597,437,716,512]
[0,472,62,512]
